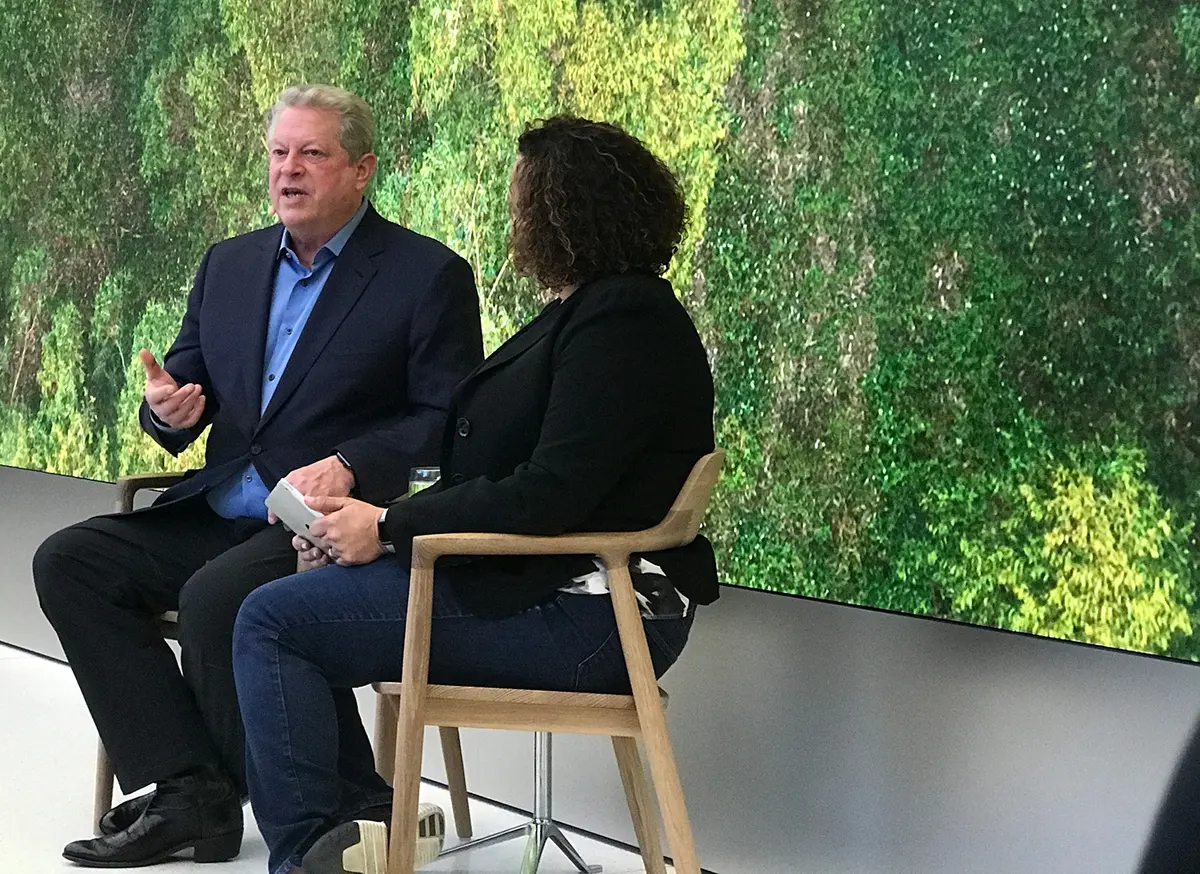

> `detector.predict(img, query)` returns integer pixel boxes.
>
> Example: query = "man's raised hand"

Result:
[140,349,206,429]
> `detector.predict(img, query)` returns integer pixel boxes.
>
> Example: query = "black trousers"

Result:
[33,496,305,795]
[1137,715,1200,874]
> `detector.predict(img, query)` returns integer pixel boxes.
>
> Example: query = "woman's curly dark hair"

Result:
[509,116,688,289]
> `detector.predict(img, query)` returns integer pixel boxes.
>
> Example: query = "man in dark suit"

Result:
[32,84,483,868]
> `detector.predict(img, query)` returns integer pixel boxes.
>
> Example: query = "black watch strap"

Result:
[377,507,396,554]
[336,451,360,497]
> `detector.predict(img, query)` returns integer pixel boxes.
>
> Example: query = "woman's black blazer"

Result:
[380,273,719,617]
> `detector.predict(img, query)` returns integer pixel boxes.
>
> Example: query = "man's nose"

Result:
[279,150,303,175]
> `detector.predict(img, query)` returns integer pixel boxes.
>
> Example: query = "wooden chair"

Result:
[374,450,724,874]
[91,473,473,842]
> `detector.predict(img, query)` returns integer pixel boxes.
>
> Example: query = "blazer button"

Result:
[250,444,262,456]
[451,473,466,485]
[456,417,471,438]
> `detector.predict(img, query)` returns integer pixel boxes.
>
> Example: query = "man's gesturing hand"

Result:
[305,496,385,566]
[140,349,206,429]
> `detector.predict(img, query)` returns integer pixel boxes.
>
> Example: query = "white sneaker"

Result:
[299,802,445,873]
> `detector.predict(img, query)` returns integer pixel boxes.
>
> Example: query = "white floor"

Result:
[0,644,654,874]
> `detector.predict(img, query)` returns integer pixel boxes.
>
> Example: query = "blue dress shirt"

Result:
[197,198,370,520]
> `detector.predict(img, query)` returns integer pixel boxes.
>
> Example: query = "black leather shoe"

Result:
[99,789,250,835]
[97,791,153,836]
[63,770,243,867]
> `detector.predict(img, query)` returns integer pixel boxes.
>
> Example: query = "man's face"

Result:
[268,106,375,240]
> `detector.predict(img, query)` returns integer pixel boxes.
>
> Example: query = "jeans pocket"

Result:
[643,614,694,678]
[571,626,624,692]
[571,613,697,691]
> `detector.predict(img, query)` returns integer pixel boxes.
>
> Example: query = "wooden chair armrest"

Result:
[411,532,626,564]
[114,472,188,513]
[409,517,699,568]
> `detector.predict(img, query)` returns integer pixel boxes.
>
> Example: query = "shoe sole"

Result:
[303,804,445,874]
[414,802,445,868]
[342,820,387,873]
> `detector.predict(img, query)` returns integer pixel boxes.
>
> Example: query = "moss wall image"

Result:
[1,0,1198,658]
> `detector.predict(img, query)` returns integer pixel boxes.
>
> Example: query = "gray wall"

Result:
[0,465,117,657]
[4,463,1199,874]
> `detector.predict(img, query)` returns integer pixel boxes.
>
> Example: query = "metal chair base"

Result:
[437,732,601,874]
[438,819,601,873]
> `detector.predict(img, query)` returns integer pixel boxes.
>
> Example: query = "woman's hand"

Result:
[292,535,331,568]
[304,495,386,566]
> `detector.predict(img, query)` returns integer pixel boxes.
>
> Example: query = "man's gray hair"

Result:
[265,85,376,162]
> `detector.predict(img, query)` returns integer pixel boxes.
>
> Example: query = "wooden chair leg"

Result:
[93,738,115,835]
[631,683,700,874]
[373,691,399,782]
[387,560,435,874]
[608,564,701,874]
[438,726,473,839]
[375,692,472,839]
[388,695,429,874]
[612,736,668,874]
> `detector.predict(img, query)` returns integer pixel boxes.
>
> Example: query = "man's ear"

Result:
[356,153,378,191]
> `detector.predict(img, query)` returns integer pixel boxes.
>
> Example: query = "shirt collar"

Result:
[279,197,370,263]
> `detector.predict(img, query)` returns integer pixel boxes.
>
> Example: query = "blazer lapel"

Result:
[215,228,279,426]
[463,298,565,384]
[254,212,384,434]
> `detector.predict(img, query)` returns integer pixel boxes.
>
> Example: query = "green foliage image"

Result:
[1,0,1198,659]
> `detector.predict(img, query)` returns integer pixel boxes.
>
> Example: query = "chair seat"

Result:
[371,683,668,737]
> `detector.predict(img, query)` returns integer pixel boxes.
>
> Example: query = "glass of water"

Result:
[408,466,440,496]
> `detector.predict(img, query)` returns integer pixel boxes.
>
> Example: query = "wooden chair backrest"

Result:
[643,450,725,550]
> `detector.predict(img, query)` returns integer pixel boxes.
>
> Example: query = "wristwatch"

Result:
[335,450,359,496]
[377,507,396,554]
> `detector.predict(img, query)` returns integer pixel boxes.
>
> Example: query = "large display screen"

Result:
[2,0,1198,658]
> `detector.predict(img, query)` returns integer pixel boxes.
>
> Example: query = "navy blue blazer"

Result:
[139,206,483,507]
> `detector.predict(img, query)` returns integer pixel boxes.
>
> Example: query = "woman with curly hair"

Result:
[230,116,718,874]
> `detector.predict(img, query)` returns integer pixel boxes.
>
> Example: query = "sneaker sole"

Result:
[303,804,445,874]
[341,820,387,874]
[415,802,445,868]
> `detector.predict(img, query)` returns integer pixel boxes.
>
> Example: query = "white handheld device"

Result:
[265,479,330,549]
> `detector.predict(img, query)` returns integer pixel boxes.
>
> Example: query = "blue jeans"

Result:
[231,557,694,874]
